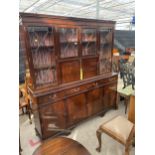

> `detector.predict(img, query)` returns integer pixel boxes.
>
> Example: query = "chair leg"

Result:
[28,106,32,124]
[27,100,32,124]
[116,93,120,108]
[125,97,129,114]
[96,128,102,152]
[22,107,24,114]
[19,129,22,155]
[125,140,132,155]
[28,110,32,124]
[125,146,129,155]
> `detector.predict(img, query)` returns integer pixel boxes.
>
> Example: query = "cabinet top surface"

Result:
[20,12,116,25]
[28,73,118,97]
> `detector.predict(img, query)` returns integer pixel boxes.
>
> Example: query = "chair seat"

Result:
[100,116,134,144]
[117,85,134,96]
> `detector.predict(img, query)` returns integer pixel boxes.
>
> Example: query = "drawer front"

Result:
[38,91,65,104]
[65,83,93,96]
[98,76,117,85]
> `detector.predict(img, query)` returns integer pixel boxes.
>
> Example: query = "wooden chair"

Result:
[19,76,32,124]
[96,95,135,155]
[117,85,134,114]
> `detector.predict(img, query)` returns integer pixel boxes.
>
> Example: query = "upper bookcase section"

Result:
[20,13,115,89]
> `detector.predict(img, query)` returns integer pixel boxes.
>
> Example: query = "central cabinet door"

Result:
[81,28,98,79]
[66,94,87,126]
[87,88,103,116]
[82,57,98,79]
[58,27,80,84]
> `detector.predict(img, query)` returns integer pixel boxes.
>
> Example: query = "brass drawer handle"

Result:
[74,87,80,92]
[69,87,80,93]
[92,82,98,87]
[48,94,57,99]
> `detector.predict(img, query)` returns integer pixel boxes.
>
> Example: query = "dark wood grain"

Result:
[33,137,91,155]
[20,13,117,139]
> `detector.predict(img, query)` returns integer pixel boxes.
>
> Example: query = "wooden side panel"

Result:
[102,83,117,109]
[59,60,80,83]
[39,101,66,139]
[87,88,102,116]
[66,94,87,126]
[32,103,42,137]
[82,58,98,79]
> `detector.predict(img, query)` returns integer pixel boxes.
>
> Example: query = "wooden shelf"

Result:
[34,65,56,70]
[60,41,78,44]
[82,40,96,43]
[31,45,54,49]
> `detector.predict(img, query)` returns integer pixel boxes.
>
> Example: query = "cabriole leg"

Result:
[96,128,102,152]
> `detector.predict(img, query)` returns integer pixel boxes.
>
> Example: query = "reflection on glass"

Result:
[28,27,53,48]
[99,29,112,74]
[59,28,78,58]
[28,26,57,86]
[82,29,96,56]
[35,68,56,85]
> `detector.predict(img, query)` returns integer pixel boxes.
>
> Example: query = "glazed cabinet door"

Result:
[81,28,97,56]
[66,94,87,126]
[81,28,98,79]
[58,27,79,58]
[26,26,57,88]
[86,88,102,116]
[99,28,113,74]
[58,27,80,83]
[102,83,117,109]
[39,101,66,139]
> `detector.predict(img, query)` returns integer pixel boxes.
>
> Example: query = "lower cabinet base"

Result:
[31,74,118,140]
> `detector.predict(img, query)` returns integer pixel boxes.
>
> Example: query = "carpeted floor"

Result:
[20,102,135,155]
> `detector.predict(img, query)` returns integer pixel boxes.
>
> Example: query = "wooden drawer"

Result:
[38,91,65,104]
[65,83,93,96]
[98,76,117,85]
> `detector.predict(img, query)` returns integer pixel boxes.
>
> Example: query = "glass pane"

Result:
[28,27,53,47]
[59,28,78,58]
[27,26,57,86]
[99,28,112,74]
[82,29,96,56]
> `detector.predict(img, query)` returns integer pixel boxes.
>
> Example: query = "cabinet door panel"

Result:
[82,58,98,79]
[59,60,80,83]
[81,28,97,56]
[66,94,87,126]
[59,27,79,58]
[99,28,113,74]
[102,83,117,109]
[87,88,102,116]
[39,101,66,139]
[27,26,57,87]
